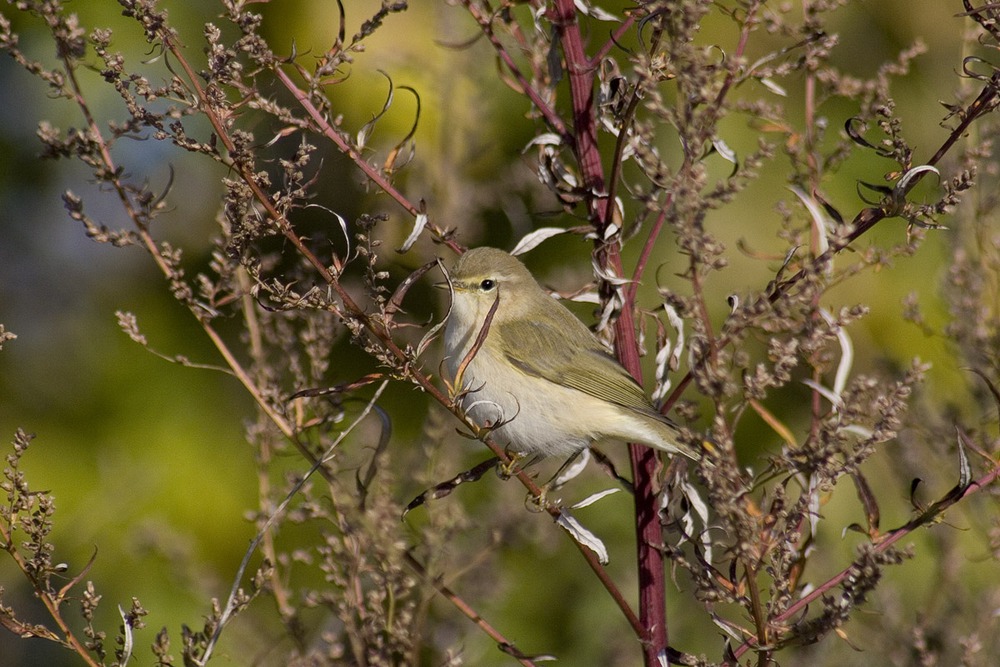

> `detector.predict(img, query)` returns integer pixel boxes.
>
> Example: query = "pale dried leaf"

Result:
[511,227,568,256]
[397,213,428,253]
[790,186,834,257]
[553,448,589,487]
[571,487,620,509]
[556,511,609,564]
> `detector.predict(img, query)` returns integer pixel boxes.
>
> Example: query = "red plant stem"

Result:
[550,1,668,662]
[551,2,603,202]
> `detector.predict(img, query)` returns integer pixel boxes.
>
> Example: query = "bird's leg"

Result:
[497,449,533,479]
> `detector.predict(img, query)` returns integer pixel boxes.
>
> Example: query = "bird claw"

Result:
[524,486,550,512]
[497,450,527,479]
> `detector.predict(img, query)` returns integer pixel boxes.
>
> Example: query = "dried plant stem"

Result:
[273,67,422,221]
[730,461,1000,662]
[403,552,541,667]
[462,0,567,137]
[0,536,102,667]
[197,381,391,666]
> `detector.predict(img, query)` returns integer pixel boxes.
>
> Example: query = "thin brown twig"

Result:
[0,523,102,666]
[453,292,501,396]
[404,552,540,667]
[461,1,568,138]
[590,15,637,67]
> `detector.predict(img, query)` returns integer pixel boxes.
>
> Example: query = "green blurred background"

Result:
[1,1,997,665]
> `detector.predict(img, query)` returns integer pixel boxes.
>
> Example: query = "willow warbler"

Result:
[443,247,696,460]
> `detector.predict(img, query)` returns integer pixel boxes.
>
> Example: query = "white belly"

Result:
[449,345,656,457]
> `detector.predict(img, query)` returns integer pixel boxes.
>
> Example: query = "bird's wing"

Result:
[497,318,659,416]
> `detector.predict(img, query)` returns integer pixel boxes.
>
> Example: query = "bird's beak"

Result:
[433,280,450,291]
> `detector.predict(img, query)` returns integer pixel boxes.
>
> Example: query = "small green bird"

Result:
[443,247,697,460]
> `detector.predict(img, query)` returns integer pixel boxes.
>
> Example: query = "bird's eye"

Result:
[479,279,496,291]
